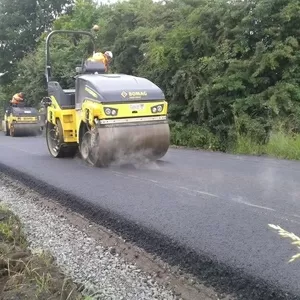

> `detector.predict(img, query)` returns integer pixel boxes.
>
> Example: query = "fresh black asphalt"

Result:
[0,135,300,300]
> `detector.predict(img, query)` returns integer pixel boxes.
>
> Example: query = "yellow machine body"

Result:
[47,97,168,144]
[45,73,170,166]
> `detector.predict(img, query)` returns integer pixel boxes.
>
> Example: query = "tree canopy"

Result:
[1,0,299,151]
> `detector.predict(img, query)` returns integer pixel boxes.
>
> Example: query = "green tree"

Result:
[1,0,300,154]
[0,0,74,83]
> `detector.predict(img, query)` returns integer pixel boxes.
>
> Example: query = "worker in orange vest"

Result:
[87,51,113,72]
[10,92,25,106]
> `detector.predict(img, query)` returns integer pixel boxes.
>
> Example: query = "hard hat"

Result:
[104,51,113,59]
[93,25,100,31]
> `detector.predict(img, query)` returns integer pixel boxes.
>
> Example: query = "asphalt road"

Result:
[0,135,300,299]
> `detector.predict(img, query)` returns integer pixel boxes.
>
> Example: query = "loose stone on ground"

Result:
[0,184,178,300]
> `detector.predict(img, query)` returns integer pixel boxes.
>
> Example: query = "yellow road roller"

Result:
[2,104,41,137]
[43,30,170,167]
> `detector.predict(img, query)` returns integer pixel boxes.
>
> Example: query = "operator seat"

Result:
[47,81,76,109]
[81,60,106,74]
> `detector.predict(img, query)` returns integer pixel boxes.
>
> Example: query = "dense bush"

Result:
[0,0,300,158]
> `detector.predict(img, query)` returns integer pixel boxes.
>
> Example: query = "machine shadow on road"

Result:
[106,159,172,171]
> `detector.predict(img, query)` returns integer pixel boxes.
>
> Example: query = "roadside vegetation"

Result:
[0,0,299,160]
[233,131,300,160]
[0,203,85,299]
[269,224,300,263]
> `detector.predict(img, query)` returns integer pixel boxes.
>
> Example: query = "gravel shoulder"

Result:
[0,174,222,300]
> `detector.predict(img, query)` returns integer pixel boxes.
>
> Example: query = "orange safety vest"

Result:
[87,52,108,72]
[11,93,24,105]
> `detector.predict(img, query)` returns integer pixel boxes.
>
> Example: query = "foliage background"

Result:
[0,0,300,158]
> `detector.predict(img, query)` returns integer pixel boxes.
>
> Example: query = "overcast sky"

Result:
[96,0,122,4]
[96,0,161,4]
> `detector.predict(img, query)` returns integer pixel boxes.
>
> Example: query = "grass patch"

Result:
[264,132,300,160]
[169,120,300,160]
[233,135,265,156]
[0,203,86,300]
[233,132,300,160]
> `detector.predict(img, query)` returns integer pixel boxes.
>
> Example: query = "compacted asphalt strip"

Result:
[0,135,300,300]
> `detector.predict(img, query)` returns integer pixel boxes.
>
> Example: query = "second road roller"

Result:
[42,29,170,167]
[2,103,41,137]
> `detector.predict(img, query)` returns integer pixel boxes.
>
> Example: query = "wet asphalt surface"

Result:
[0,135,300,299]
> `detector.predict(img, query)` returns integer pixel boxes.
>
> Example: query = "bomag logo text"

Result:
[129,91,148,97]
